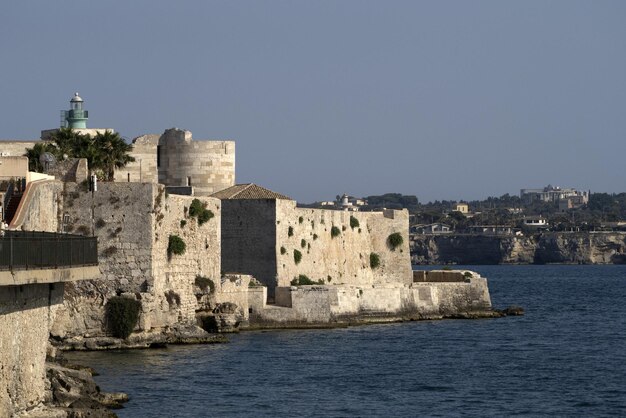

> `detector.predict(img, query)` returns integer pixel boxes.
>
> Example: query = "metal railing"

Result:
[0,231,98,271]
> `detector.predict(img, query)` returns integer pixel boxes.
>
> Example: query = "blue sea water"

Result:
[66,265,626,417]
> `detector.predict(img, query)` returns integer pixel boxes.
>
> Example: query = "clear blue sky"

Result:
[1,1,624,203]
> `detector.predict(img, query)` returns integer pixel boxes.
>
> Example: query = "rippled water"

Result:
[67,265,626,417]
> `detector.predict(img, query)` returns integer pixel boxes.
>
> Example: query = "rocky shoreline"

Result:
[410,232,626,265]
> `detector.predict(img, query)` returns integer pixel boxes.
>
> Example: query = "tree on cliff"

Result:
[24,128,134,180]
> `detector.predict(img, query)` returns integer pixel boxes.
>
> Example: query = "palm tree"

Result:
[94,130,135,181]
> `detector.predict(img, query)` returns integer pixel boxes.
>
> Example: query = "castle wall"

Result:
[220,199,278,290]
[113,134,159,184]
[0,283,64,416]
[249,276,492,326]
[13,181,222,341]
[275,201,412,287]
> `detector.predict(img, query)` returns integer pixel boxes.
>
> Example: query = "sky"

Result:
[1,1,624,203]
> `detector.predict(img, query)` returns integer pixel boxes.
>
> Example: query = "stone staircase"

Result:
[4,192,23,225]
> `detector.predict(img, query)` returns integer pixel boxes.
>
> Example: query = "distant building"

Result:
[520,185,589,205]
[453,203,469,214]
[522,216,548,230]
[411,223,451,234]
[467,225,518,235]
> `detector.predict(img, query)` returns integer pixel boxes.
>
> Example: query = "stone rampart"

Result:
[248,272,492,327]
[0,283,64,416]
[12,181,222,342]
[275,201,412,287]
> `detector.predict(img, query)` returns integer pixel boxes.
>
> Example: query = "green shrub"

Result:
[290,275,323,286]
[313,233,318,240]
[168,235,186,257]
[280,246,287,255]
[331,226,341,238]
[195,275,215,293]
[288,226,294,237]
[180,219,187,228]
[301,239,306,248]
[106,297,141,339]
[189,198,214,225]
[350,216,359,230]
[327,275,332,282]
[298,216,304,224]
[189,199,204,217]
[294,249,302,264]
[370,253,381,269]
[198,209,214,225]
[464,271,473,278]
[443,266,453,271]
[387,232,403,250]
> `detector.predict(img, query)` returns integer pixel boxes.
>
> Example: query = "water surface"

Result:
[67,265,626,417]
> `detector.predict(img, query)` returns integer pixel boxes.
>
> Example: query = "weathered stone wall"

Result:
[0,283,64,416]
[275,201,412,287]
[13,181,222,340]
[411,232,626,265]
[249,274,492,326]
[221,199,278,288]
[113,134,159,184]
[158,128,235,196]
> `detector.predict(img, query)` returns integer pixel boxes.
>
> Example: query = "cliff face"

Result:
[411,233,626,265]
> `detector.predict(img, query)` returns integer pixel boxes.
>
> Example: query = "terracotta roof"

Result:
[211,183,292,200]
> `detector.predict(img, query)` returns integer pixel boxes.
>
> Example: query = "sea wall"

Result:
[248,272,492,327]
[275,202,412,287]
[13,180,222,343]
[0,283,64,417]
[411,232,626,265]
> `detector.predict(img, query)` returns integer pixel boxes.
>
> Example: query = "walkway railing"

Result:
[0,231,98,271]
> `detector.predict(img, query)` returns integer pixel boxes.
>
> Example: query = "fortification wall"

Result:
[249,275,492,326]
[0,283,64,416]
[113,134,159,184]
[13,181,222,341]
[220,199,278,289]
[158,128,235,196]
[275,201,412,287]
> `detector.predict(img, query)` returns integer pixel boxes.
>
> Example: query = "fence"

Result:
[0,231,98,271]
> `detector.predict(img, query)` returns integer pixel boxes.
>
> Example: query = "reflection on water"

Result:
[67,265,626,417]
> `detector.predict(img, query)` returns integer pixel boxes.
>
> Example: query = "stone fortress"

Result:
[0,94,496,416]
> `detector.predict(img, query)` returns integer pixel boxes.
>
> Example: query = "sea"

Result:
[66,265,626,417]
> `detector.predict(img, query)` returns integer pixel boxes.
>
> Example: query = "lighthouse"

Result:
[62,92,89,129]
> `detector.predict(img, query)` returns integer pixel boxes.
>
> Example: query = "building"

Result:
[520,185,589,205]
[411,223,451,234]
[453,202,469,214]
[214,183,411,297]
[522,216,549,230]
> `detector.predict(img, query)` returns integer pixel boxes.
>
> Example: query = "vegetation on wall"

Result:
[370,253,381,269]
[280,246,287,255]
[288,226,294,237]
[294,249,302,264]
[387,232,403,250]
[301,239,306,248]
[298,216,304,224]
[290,274,324,286]
[331,226,341,238]
[168,234,186,257]
[350,215,360,230]
[195,275,215,293]
[189,198,214,225]
[180,219,187,228]
[106,296,141,339]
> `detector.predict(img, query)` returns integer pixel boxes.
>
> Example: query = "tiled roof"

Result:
[211,183,292,200]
